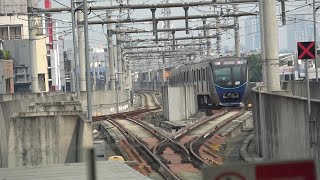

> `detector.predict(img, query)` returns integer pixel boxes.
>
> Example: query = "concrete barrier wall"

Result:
[162,85,197,122]
[0,90,131,167]
[80,90,131,116]
[0,92,74,102]
[282,81,320,99]
[252,87,320,164]
[0,93,74,167]
[6,114,92,168]
[133,82,168,91]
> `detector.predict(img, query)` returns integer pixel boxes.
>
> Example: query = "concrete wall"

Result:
[252,87,320,164]
[0,92,73,102]
[7,114,92,168]
[282,81,320,99]
[0,93,74,167]
[162,85,198,122]
[0,1,38,14]
[0,15,29,38]
[80,90,131,116]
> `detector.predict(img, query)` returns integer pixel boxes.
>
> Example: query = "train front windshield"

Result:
[214,66,247,88]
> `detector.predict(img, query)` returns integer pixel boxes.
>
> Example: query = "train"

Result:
[169,57,249,108]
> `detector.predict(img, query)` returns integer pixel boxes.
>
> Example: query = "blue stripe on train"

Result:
[214,83,247,106]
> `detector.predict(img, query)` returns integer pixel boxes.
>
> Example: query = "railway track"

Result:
[95,92,252,179]
[106,118,180,180]
[114,116,201,180]
[140,92,162,109]
[93,92,161,121]
[172,108,247,167]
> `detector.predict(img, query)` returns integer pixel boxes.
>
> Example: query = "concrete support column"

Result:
[77,11,86,91]
[259,0,267,84]
[107,15,115,90]
[92,54,96,91]
[262,0,280,91]
[27,0,39,93]
[216,17,221,56]
[116,32,123,90]
[234,5,240,57]
[70,0,80,97]
[202,19,211,56]
[128,68,132,89]
[123,56,128,89]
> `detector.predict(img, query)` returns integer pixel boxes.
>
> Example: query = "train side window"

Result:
[193,70,196,83]
[198,69,200,81]
[203,69,205,81]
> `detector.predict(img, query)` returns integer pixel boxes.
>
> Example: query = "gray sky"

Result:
[37,0,317,51]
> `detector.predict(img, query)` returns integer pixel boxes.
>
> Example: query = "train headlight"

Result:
[235,81,240,85]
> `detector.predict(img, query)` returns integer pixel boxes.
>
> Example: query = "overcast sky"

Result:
[37,0,316,52]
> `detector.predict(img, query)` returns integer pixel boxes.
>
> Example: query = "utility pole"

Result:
[93,52,96,91]
[216,17,221,56]
[262,0,280,91]
[202,19,211,56]
[116,28,123,90]
[259,0,267,84]
[162,54,166,85]
[107,15,116,90]
[27,0,40,93]
[234,5,240,57]
[71,0,80,98]
[83,0,92,121]
[162,0,171,85]
[77,10,86,91]
[313,0,318,81]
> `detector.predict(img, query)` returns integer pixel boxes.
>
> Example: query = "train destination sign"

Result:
[297,41,316,59]
[203,160,316,180]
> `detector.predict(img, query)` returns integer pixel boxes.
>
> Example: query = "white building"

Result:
[244,17,261,51]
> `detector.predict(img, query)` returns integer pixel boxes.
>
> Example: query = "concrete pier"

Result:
[0,90,132,168]
[162,85,198,122]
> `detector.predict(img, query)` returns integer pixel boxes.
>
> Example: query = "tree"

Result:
[246,54,262,82]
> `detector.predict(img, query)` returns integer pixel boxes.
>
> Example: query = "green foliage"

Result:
[0,50,10,60]
[246,54,262,82]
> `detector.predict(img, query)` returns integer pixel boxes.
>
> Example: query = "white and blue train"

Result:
[169,57,249,108]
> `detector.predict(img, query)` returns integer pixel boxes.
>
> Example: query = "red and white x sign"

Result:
[297,41,316,59]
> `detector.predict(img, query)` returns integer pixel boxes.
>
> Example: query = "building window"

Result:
[9,26,22,39]
[0,27,9,40]
[47,56,51,67]
[0,26,22,40]
[48,69,52,79]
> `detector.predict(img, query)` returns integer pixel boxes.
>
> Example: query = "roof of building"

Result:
[0,161,151,180]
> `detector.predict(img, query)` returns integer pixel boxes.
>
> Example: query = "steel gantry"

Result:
[28,0,260,122]
[32,0,259,13]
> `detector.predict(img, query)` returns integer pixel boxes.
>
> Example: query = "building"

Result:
[46,27,66,92]
[287,15,315,52]
[244,17,261,51]
[4,38,50,92]
[0,0,66,93]
[0,60,14,94]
